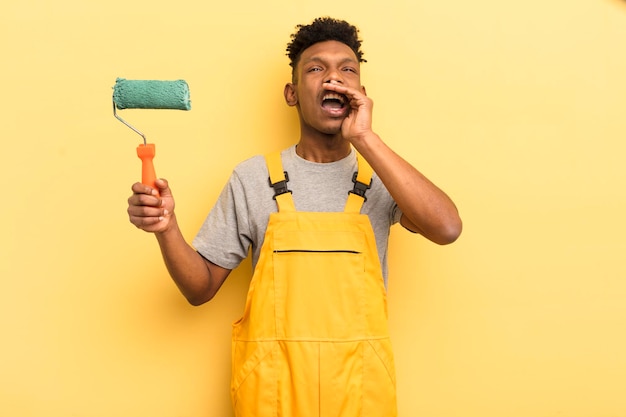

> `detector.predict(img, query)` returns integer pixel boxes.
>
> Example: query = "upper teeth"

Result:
[323,93,345,104]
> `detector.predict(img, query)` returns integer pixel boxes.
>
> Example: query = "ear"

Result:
[284,83,298,106]
[361,85,367,96]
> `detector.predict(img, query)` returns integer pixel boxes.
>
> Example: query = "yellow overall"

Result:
[231,152,398,417]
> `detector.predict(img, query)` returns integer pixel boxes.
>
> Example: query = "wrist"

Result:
[156,212,179,238]
[349,131,380,151]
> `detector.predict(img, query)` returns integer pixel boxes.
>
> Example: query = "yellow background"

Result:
[2,0,625,416]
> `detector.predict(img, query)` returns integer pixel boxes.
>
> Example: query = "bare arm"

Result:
[325,81,462,244]
[353,135,462,244]
[127,179,231,305]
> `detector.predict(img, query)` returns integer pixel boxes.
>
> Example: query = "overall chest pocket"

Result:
[272,229,367,340]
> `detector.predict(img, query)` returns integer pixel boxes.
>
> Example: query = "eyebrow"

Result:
[302,56,358,66]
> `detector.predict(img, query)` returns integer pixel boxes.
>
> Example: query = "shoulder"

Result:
[232,147,296,181]
[233,154,267,174]
[226,154,269,190]
[233,146,295,173]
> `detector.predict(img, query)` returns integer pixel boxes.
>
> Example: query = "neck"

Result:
[295,136,351,163]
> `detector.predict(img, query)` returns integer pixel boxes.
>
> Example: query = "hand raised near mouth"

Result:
[323,81,374,145]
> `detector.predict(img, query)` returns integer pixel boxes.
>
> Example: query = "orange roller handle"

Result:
[136,143,158,192]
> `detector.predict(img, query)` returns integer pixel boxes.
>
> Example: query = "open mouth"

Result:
[321,92,348,115]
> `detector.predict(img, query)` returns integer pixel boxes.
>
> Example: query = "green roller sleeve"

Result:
[113,78,191,110]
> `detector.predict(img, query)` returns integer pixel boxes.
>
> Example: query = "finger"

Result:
[154,178,173,198]
[131,182,160,196]
[127,203,166,218]
[128,192,162,208]
[130,214,165,229]
[323,82,365,98]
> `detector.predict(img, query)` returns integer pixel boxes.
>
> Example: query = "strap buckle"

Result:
[268,171,292,199]
[349,171,372,202]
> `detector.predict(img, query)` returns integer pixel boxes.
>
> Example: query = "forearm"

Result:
[353,133,462,244]
[154,214,222,305]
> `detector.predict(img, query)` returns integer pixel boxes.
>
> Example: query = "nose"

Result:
[325,70,343,84]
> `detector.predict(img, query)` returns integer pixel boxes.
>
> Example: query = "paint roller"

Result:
[112,77,191,191]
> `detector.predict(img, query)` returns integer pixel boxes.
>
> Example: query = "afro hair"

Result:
[286,17,366,71]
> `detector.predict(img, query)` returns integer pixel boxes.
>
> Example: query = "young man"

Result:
[128,17,461,417]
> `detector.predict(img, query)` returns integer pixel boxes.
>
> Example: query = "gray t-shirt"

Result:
[192,145,402,286]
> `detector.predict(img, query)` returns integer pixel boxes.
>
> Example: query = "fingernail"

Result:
[163,209,169,215]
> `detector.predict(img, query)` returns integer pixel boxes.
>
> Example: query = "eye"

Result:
[343,67,358,74]
[307,66,323,73]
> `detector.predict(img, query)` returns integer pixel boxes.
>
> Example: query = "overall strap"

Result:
[265,152,296,212]
[344,153,373,214]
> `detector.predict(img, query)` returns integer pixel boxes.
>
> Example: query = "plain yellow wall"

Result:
[2,0,626,416]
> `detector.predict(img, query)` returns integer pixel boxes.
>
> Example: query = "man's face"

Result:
[286,40,363,136]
